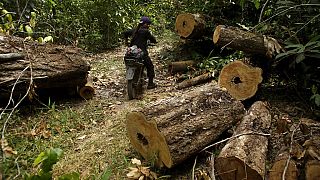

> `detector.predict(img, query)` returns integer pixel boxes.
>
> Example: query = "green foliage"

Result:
[24,148,83,180]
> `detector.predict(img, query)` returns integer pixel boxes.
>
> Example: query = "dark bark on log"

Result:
[0,35,90,102]
[126,83,245,168]
[213,25,283,58]
[167,60,197,75]
[218,60,263,100]
[215,101,271,180]
[176,72,213,90]
[175,13,206,39]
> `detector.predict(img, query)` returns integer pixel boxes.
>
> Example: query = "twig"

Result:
[13,156,20,179]
[259,0,270,23]
[191,156,198,180]
[210,154,216,180]
[18,0,30,25]
[282,124,299,180]
[200,132,271,152]
[291,13,320,38]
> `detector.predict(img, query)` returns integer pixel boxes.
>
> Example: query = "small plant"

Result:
[25,148,80,180]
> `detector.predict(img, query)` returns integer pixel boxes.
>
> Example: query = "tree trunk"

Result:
[0,35,90,102]
[215,101,271,180]
[218,60,263,100]
[176,72,214,90]
[175,13,206,39]
[126,83,245,168]
[168,60,197,75]
[213,25,283,58]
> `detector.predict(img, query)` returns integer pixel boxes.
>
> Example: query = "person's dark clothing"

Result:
[123,27,157,83]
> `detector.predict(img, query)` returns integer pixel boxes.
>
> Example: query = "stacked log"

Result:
[0,35,90,103]
[126,83,245,168]
[175,13,206,39]
[167,60,197,75]
[213,25,283,58]
[215,101,271,180]
[218,60,263,100]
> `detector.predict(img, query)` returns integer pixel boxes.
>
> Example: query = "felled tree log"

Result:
[213,25,283,58]
[126,83,245,168]
[175,13,206,39]
[268,151,299,180]
[0,35,90,102]
[300,118,320,135]
[218,60,263,100]
[215,101,271,180]
[168,60,197,75]
[176,72,213,90]
[78,74,95,100]
[305,160,320,180]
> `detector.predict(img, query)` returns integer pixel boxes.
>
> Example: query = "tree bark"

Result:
[218,60,263,100]
[168,60,197,75]
[126,83,245,168]
[175,13,206,39]
[215,101,271,180]
[176,72,213,90]
[213,25,283,58]
[0,35,90,102]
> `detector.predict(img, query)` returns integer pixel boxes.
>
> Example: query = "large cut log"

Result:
[0,35,90,102]
[215,101,271,180]
[213,25,283,58]
[218,60,263,100]
[176,72,213,90]
[168,60,197,75]
[126,83,245,168]
[268,151,299,180]
[175,13,206,39]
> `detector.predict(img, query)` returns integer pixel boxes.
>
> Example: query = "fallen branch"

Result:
[0,53,25,62]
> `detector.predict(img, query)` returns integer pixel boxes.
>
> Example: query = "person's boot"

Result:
[147,79,157,89]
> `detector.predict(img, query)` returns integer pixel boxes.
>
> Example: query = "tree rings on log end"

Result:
[78,75,95,100]
[218,60,263,100]
[268,159,298,180]
[213,25,224,44]
[126,111,173,168]
[175,13,204,38]
[305,160,320,180]
[215,157,263,180]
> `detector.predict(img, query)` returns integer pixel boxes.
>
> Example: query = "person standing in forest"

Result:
[123,16,158,89]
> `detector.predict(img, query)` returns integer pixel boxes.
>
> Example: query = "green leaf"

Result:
[44,36,53,43]
[253,0,260,9]
[58,172,80,180]
[285,44,303,49]
[41,148,63,172]
[33,152,47,167]
[311,94,320,106]
[25,25,33,36]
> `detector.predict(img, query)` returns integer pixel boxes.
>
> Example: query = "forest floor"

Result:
[2,33,319,179]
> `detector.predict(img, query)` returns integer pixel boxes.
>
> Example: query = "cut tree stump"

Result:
[176,72,214,90]
[215,101,271,180]
[167,60,197,75]
[126,83,245,168]
[268,151,299,180]
[0,35,90,103]
[213,25,283,58]
[175,13,206,39]
[218,60,263,100]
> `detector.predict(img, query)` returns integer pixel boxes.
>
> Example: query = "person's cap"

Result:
[140,16,152,24]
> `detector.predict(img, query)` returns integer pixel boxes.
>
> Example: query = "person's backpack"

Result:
[125,45,144,59]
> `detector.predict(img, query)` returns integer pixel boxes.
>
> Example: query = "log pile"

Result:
[126,83,245,168]
[0,35,91,103]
